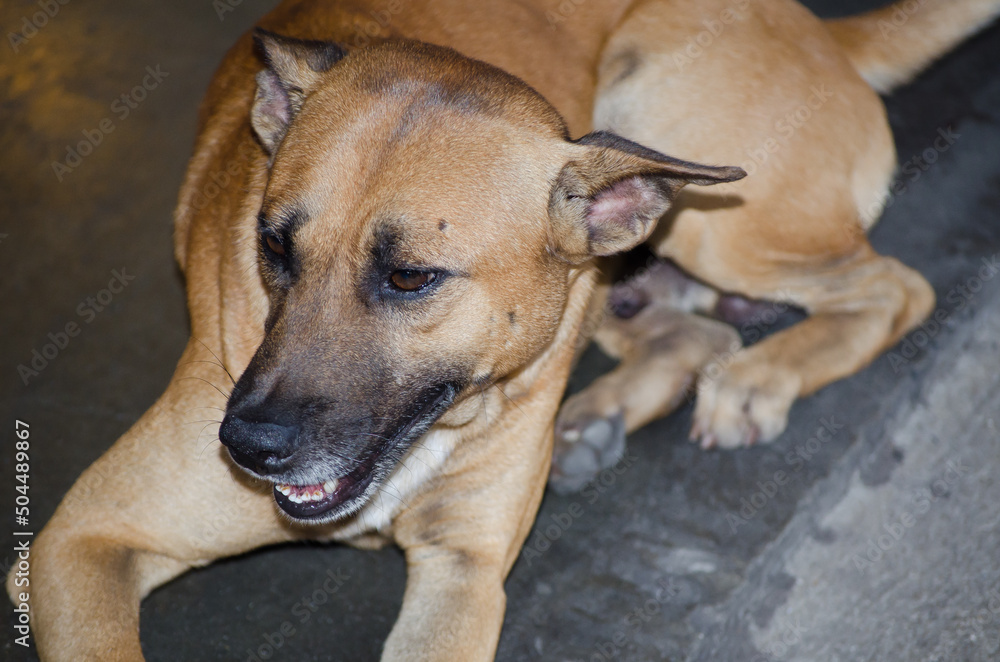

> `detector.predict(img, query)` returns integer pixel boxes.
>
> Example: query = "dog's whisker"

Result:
[379,480,407,505]
[383,490,411,512]
[196,420,221,437]
[492,383,526,417]
[393,458,416,478]
[179,360,239,385]
[404,440,436,457]
[221,461,243,488]
[191,336,238,386]
[178,376,232,401]
[194,421,224,454]
[402,444,441,468]
[199,436,223,460]
[358,432,393,441]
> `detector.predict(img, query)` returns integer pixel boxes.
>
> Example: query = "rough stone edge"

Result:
[683,278,1000,661]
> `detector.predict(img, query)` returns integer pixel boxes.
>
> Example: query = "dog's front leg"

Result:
[12,340,294,661]
[22,535,151,660]
[382,547,507,661]
[384,415,553,661]
[553,302,740,491]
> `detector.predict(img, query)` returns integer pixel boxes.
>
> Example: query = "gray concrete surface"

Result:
[2,1,999,660]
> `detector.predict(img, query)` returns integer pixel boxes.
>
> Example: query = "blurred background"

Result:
[2,0,1000,659]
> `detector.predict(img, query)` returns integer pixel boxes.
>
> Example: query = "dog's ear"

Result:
[251,28,347,154]
[549,131,745,262]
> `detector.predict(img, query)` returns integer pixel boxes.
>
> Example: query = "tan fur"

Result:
[563,0,992,449]
[11,0,997,660]
[827,0,1000,93]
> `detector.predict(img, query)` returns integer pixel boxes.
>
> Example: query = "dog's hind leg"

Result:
[9,340,296,661]
[551,262,739,492]
[586,0,935,449]
[685,250,934,448]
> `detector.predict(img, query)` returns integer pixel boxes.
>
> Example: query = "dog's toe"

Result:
[691,360,800,449]
[550,412,626,494]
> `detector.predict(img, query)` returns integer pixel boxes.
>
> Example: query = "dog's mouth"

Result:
[270,383,458,522]
[271,474,371,520]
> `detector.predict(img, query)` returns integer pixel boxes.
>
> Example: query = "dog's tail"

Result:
[826,0,1000,93]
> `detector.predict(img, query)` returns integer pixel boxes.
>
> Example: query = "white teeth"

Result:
[277,480,339,504]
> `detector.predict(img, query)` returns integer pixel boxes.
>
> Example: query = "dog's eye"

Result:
[261,230,289,264]
[389,269,435,292]
[264,234,286,257]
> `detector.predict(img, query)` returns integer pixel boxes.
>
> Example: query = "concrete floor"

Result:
[2,1,999,660]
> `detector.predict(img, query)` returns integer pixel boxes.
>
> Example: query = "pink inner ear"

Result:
[587,176,660,226]
[259,69,291,126]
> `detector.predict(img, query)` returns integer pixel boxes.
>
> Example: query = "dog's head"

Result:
[218,30,744,522]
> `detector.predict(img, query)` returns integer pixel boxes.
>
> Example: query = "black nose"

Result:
[219,414,299,475]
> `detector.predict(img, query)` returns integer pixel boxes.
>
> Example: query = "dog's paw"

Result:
[690,358,801,449]
[550,411,626,494]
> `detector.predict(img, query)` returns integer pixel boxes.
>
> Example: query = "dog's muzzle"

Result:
[219,382,458,521]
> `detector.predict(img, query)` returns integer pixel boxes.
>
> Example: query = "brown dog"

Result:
[550,0,1000,487]
[10,0,999,660]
